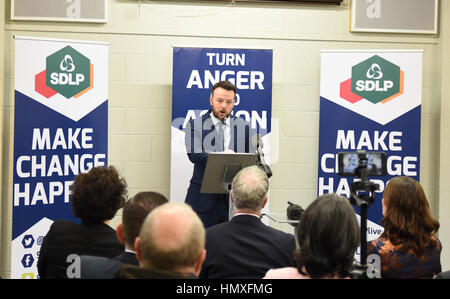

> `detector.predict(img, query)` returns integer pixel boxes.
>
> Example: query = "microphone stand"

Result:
[349,153,379,279]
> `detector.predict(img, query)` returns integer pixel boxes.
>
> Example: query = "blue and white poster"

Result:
[318,50,423,241]
[170,47,273,204]
[12,36,109,278]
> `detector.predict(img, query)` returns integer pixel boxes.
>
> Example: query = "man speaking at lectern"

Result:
[184,81,253,228]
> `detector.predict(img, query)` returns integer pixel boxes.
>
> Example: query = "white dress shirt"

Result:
[210,111,231,151]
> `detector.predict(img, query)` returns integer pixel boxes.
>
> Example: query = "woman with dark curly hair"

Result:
[37,166,127,279]
[264,193,360,279]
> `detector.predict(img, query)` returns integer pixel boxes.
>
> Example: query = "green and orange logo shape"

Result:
[35,46,93,99]
[340,55,404,104]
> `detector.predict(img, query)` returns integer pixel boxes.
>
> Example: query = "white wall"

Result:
[0,0,5,279]
[438,0,450,274]
[1,0,447,277]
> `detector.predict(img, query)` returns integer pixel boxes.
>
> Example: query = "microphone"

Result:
[251,134,264,150]
[252,134,272,178]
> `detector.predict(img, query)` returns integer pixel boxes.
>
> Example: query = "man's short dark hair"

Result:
[211,81,236,96]
[122,192,168,246]
[71,166,127,223]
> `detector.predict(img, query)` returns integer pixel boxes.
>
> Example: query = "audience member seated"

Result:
[199,165,296,279]
[367,176,441,279]
[116,202,206,279]
[37,166,127,279]
[80,191,168,279]
[263,193,360,279]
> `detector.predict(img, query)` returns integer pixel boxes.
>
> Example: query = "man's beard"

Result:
[212,109,230,121]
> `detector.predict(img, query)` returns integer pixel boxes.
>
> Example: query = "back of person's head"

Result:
[294,193,359,278]
[381,176,440,256]
[136,202,206,275]
[71,165,127,223]
[231,165,269,212]
[122,192,168,248]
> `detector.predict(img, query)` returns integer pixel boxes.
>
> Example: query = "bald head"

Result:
[136,202,205,272]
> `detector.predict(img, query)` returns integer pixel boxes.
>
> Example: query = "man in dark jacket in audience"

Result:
[80,191,168,279]
[116,202,206,279]
[199,165,296,279]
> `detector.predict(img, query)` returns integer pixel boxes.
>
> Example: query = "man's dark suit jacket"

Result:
[37,220,124,279]
[199,215,296,279]
[80,251,138,279]
[184,110,253,226]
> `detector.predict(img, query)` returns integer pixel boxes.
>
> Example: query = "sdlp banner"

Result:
[12,36,109,279]
[318,50,423,242]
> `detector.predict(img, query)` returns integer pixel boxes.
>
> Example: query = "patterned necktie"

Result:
[217,121,225,152]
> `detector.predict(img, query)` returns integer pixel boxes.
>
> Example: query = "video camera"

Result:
[287,201,304,221]
[337,150,387,206]
[338,151,387,177]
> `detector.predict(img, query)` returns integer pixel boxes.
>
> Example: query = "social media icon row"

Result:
[21,234,44,249]
[21,254,34,268]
